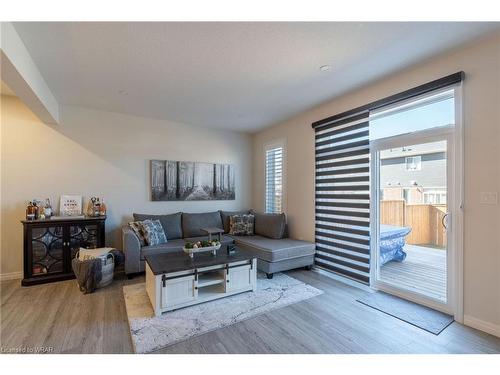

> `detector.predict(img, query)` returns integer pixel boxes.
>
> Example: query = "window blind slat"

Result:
[315,140,369,155]
[315,261,370,284]
[315,223,369,236]
[316,176,369,184]
[315,130,369,147]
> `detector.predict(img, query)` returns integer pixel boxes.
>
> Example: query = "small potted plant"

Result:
[183,239,221,258]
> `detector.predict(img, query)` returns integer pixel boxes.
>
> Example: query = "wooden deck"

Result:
[380,244,447,302]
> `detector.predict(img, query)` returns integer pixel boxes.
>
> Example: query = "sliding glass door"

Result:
[369,87,461,314]
[312,74,463,318]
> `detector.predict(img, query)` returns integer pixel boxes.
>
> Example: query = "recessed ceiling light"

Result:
[319,65,331,72]
[118,89,129,96]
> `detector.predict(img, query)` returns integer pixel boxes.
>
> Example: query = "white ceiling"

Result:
[12,22,499,132]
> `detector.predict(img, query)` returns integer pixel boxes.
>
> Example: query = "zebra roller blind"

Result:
[313,112,371,284]
[311,72,464,284]
[265,144,284,214]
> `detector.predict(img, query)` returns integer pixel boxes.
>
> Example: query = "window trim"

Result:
[263,138,286,214]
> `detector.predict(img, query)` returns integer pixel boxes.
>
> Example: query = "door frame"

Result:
[369,84,464,321]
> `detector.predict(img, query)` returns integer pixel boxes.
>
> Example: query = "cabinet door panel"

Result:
[161,275,197,309]
[226,265,252,292]
[68,224,100,259]
[30,226,64,276]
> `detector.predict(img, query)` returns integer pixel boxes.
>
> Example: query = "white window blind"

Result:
[265,145,284,214]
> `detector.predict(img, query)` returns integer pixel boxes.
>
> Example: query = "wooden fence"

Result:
[380,200,447,248]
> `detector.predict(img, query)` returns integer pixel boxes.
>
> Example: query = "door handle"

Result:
[442,212,450,230]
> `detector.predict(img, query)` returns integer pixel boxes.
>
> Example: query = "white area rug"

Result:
[123,273,323,353]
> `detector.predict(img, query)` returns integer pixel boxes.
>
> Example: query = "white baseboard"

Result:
[464,315,500,338]
[0,271,22,282]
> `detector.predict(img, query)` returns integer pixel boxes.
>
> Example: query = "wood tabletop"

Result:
[21,215,106,224]
[145,247,255,275]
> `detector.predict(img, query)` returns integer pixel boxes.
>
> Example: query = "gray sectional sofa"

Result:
[122,210,315,278]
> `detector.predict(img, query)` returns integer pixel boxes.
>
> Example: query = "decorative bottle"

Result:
[43,198,52,218]
[99,199,107,216]
[33,201,39,220]
[94,197,101,216]
[26,202,36,220]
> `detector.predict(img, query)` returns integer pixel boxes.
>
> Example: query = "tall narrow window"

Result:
[265,142,284,213]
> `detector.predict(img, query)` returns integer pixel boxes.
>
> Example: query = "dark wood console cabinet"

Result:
[21,216,106,286]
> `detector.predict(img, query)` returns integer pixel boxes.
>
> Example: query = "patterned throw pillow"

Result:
[140,219,167,246]
[229,214,255,236]
[128,221,147,246]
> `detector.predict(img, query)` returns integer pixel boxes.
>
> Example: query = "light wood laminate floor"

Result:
[1,269,499,354]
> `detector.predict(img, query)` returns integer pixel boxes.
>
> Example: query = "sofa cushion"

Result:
[133,212,182,240]
[220,210,250,233]
[140,239,185,260]
[182,211,223,238]
[231,235,315,263]
[253,213,286,239]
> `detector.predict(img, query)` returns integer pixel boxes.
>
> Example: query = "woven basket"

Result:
[76,250,115,289]
[98,253,115,288]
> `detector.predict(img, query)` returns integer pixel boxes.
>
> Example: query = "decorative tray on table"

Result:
[183,240,222,258]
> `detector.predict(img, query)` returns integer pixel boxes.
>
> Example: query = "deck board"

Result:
[380,244,447,301]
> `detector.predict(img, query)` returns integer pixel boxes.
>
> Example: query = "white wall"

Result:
[1,96,252,276]
[253,32,500,334]
[1,22,59,124]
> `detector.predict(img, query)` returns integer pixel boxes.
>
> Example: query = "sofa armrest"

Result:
[122,226,142,274]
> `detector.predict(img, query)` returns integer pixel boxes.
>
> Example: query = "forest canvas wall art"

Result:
[150,160,235,201]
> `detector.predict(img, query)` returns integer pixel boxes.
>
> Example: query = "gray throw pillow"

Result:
[140,219,167,246]
[229,214,254,236]
[254,212,286,239]
[133,212,182,240]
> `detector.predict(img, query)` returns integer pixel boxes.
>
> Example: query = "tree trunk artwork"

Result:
[151,160,235,201]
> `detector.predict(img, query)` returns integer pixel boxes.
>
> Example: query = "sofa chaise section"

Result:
[230,235,315,278]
